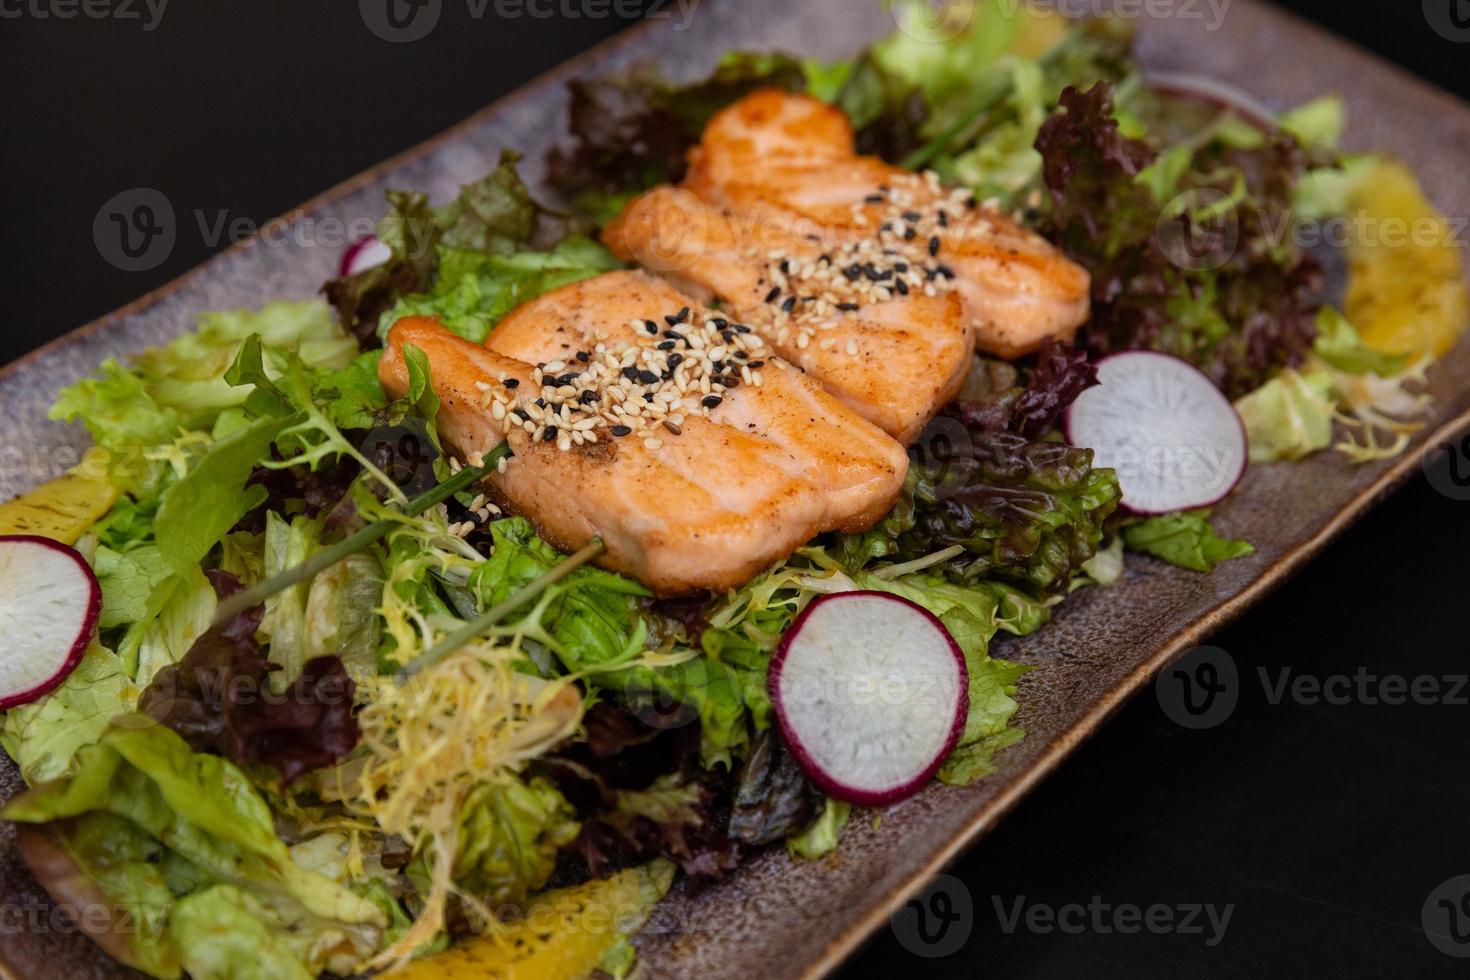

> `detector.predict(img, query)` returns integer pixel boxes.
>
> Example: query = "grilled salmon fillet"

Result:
[378,272,907,595]
[604,89,1091,371]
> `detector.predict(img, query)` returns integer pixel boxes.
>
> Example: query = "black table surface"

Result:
[2,2,1467,977]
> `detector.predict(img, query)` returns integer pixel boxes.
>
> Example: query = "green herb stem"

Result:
[211,445,508,626]
[398,536,606,679]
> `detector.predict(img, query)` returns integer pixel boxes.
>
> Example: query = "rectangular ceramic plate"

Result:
[2,1,1468,977]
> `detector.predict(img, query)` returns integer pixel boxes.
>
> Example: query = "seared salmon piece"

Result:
[604,189,969,443]
[605,89,1090,367]
[379,273,907,593]
[489,271,908,530]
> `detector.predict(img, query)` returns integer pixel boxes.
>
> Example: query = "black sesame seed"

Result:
[937,211,949,228]
[733,323,751,333]
[637,370,660,384]
[575,351,590,362]
[643,393,655,402]
[657,340,676,351]
[663,420,682,435]
[610,425,632,437]
[966,195,978,209]
[667,353,683,367]
[903,227,917,241]
[779,259,790,274]
[864,193,886,203]
[781,297,797,313]
[724,376,741,389]
[711,317,728,329]
[702,395,723,409]
[621,366,640,381]
[844,264,863,280]
[880,222,894,233]
[747,360,765,368]
[765,286,782,304]
[837,302,861,312]
[534,397,547,408]
[676,306,690,322]
[542,426,558,442]
[903,210,921,222]
[579,390,597,405]
[895,261,910,272]
[503,378,520,389]
[894,278,909,295]
[644,320,659,334]
[734,350,748,360]
[514,409,531,421]
[929,236,941,257]
[663,329,684,342]
[936,265,955,279]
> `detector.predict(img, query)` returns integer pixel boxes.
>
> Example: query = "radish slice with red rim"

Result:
[1065,351,1247,515]
[769,591,968,806]
[340,235,391,278]
[0,535,101,708]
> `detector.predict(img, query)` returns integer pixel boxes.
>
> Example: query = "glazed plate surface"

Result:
[2,1,1468,977]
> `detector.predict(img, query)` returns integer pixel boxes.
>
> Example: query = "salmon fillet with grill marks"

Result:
[603,89,1091,404]
[378,272,907,595]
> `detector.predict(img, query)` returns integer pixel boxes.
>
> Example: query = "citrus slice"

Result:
[390,860,674,980]
[0,460,120,544]
[1344,158,1470,359]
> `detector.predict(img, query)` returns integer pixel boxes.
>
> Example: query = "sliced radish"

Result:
[0,535,101,708]
[769,591,967,806]
[1147,72,1276,131]
[1065,351,1247,515]
[340,234,391,277]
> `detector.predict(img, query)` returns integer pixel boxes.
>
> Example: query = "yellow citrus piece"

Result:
[389,861,674,980]
[1013,5,1069,58]
[1344,158,1470,359]
[0,455,120,544]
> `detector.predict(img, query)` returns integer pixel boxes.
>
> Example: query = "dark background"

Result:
[2,1,1467,977]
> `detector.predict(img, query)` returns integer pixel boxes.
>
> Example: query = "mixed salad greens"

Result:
[1,2,1463,978]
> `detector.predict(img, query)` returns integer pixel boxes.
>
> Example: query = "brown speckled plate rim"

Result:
[4,4,1470,979]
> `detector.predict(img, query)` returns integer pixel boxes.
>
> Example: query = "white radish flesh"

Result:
[770,591,967,806]
[1065,351,1247,515]
[340,235,392,277]
[0,536,101,708]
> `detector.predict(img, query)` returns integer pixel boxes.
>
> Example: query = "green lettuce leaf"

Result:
[451,776,581,908]
[1311,306,1410,377]
[0,643,136,783]
[1120,511,1255,571]
[1234,367,1335,462]
[2,723,384,931]
[381,237,623,344]
[785,798,851,860]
